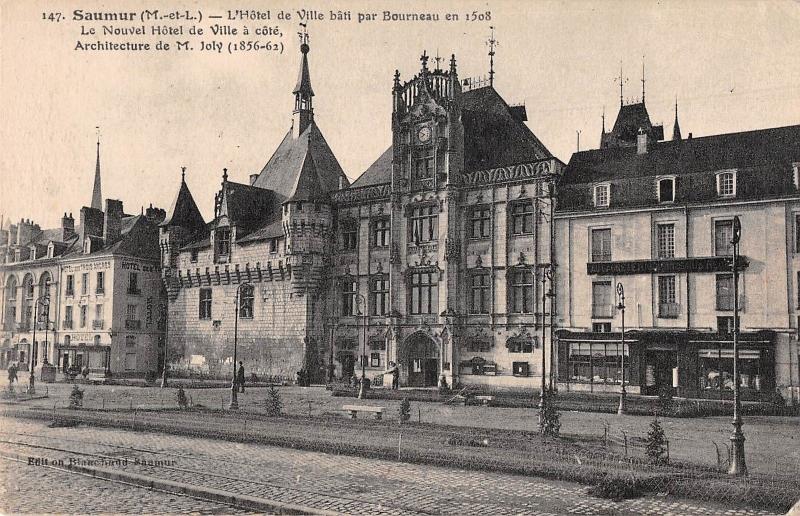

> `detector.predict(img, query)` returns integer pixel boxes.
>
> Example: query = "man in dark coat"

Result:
[237,361,245,393]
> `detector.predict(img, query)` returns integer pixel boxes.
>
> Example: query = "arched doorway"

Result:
[399,332,439,387]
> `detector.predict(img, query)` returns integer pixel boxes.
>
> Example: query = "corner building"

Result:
[162,43,564,387]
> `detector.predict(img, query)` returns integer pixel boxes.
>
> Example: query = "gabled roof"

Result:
[252,122,348,200]
[61,215,160,260]
[161,177,206,231]
[349,146,393,189]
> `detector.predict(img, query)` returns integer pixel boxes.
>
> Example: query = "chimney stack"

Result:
[79,206,105,248]
[145,204,166,224]
[103,199,124,245]
[61,213,75,241]
[637,128,648,155]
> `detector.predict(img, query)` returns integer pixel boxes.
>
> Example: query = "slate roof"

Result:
[601,102,664,148]
[161,177,206,232]
[348,85,552,189]
[252,123,349,201]
[222,181,278,232]
[59,215,161,260]
[558,124,800,211]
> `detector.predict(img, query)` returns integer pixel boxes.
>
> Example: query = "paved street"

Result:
[0,453,246,514]
[0,415,779,515]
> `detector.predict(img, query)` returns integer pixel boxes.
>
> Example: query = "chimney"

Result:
[61,213,75,241]
[145,204,166,224]
[103,199,124,245]
[16,218,34,245]
[688,132,693,140]
[250,174,258,186]
[637,128,648,155]
[79,206,105,247]
[8,224,17,246]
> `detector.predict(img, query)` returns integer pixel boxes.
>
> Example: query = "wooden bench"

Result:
[475,395,495,406]
[342,404,384,420]
[88,373,108,385]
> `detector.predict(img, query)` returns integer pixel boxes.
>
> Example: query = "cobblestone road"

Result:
[0,416,779,515]
[0,454,247,514]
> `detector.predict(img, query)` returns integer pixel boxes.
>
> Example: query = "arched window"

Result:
[4,276,18,329]
[20,274,34,330]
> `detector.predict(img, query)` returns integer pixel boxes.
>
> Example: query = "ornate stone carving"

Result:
[390,242,401,264]
[444,237,461,262]
[463,159,554,186]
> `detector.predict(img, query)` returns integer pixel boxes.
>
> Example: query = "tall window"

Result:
[373,219,390,248]
[341,226,357,251]
[126,304,137,321]
[592,281,613,318]
[410,205,438,244]
[64,306,73,328]
[80,305,87,328]
[508,269,533,314]
[199,288,212,319]
[510,201,534,235]
[716,274,734,311]
[341,279,357,316]
[591,228,612,262]
[657,223,675,259]
[370,275,389,316]
[94,304,103,322]
[66,274,74,296]
[239,284,254,319]
[409,271,438,314]
[714,220,734,257]
[470,206,491,239]
[414,152,434,179]
[658,177,675,203]
[658,275,678,318]
[216,228,231,257]
[81,273,89,295]
[593,183,610,207]
[470,270,490,314]
[128,272,140,294]
[96,271,105,294]
[716,171,736,197]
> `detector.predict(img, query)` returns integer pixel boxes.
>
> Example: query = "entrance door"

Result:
[644,350,677,396]
[401,333,439,387]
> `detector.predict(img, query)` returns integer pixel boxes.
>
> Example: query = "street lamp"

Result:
[356,293,367,399]
[230,281,253,410]
[616,282,627,415]
[538,266,553,433]
[29,293,50,395]
[729,215,747,475]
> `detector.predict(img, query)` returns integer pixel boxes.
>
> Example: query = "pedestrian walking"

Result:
[7,363,18,384]
[386,361,399,390]
[237,361,245,393]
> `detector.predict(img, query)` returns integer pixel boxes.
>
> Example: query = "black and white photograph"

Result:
[1,0,799,514]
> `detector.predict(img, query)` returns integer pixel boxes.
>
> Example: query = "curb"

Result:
[0,452,339,515]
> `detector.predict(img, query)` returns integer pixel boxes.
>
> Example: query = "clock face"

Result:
[417,126,432,143]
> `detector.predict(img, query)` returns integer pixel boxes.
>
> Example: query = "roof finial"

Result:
[672,95,682,141]
[222,168,228,183]
[449,54,457,74]
[434,48,442,70]
[487,26,498,86]
[420,50,429,72]
[601,106,606,133]
[641,54,646,104]
[181,166,186,183]
[298,22,309,52]
[614,61,628,107]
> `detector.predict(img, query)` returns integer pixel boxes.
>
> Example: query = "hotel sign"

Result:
[587,256,749,276]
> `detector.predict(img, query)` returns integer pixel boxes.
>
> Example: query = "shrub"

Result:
[657,387,674,415]
[399,397,411,423]
[645,418,668,464]
[144,371,158,384]
[176,386,188,409]
[539,395,561,438]
[265,384,282,416]
[588,472,647,501]
[68,384,84,409]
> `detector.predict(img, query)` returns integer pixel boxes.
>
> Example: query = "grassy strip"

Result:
[5,407,797,513]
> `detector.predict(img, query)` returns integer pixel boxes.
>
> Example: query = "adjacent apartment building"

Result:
[554,97,800,403]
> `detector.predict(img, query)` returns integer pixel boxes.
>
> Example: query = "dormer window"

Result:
[716,170,737,197]
[83,238,91,254]
[593,183,610,208]
[793,162,800,190]
[215,228,231,257]
[657,177,676,203]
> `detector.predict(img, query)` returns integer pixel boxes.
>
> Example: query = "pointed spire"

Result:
[673,97,682,141]
[615,62,628,108]
[292,24,314,136]
[487,26,498,86]
[601,106,606,133]
[91,127,102,210]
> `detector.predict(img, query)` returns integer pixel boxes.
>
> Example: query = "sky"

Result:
[1,0,799,228]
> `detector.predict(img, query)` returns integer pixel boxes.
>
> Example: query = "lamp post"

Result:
[729,215,747,475]
[538,266,553,432]
[230,281,252,410]
[616,282,627,415]
[29,293,50,394]
[356,293,367,399]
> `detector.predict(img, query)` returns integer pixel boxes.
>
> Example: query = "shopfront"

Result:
[556,332,640,393]
[57,334,111,374]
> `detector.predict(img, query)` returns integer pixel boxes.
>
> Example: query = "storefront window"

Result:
[568,342,629,384]
[698,349,763,391]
